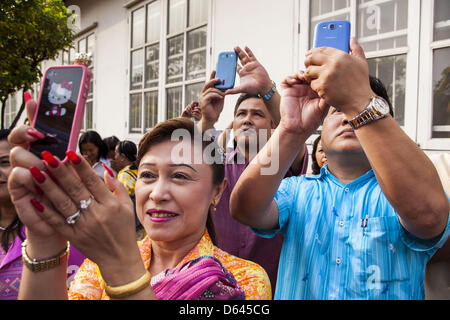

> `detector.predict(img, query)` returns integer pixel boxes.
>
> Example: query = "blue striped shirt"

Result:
[253,165,450,300]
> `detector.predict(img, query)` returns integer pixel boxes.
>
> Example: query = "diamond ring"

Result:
[79,197,92,210]
[66,210,81,225]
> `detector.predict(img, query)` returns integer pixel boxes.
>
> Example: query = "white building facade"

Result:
[6,0,449,165]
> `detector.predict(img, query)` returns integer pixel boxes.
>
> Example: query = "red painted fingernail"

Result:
[30,199,44,212]
[66,150,82,165]
[29,167,46,183]
[102,164,114,178]
[41,151,59,168]
[24,91,32,103]
[27,129,45,140]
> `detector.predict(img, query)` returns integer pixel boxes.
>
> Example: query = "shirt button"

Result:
[336,258,341,265]
[339,221,344,227]
[344,187,349,192]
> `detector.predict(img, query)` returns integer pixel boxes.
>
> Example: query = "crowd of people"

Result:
[0,37,448,300]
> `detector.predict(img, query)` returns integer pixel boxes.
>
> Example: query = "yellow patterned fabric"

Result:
[68,231,271,300]
[117,165,137,196]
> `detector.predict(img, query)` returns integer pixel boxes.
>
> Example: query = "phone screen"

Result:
[30,67,83,160]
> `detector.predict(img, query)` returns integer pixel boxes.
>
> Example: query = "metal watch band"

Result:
[260,80,276,101]
[22,240,70,272]
[348,98,387,130]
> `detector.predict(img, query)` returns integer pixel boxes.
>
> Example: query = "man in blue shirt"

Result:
[230,38,450,300]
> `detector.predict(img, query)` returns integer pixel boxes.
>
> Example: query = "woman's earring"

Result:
[212,200,217,212]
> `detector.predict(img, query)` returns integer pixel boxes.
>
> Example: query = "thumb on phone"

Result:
[349,37,366,60]
[26,99,37,124]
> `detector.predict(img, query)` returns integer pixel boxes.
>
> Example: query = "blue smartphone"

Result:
[314,20,351,53]
[214,51,237,90]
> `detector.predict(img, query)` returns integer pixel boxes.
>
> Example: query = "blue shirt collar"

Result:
[307,164,375,188]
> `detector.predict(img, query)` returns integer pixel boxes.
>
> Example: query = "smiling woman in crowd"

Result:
[7,116,271,300]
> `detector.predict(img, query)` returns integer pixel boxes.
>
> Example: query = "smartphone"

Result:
[214,51,237,90]
[314,20,351,53]
[30,65,91,162]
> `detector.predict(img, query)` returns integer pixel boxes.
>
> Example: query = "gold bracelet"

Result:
[103,270,151,299]
[21,239,70,272]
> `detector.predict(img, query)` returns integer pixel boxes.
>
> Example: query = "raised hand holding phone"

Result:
[29,63,91,162]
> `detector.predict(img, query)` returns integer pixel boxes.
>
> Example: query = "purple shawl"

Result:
[151,256,245,300]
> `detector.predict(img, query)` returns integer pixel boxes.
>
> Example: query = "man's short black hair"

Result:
[369,76,394,117]
[233,93,261,116]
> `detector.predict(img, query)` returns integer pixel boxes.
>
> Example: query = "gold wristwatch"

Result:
[348,96,390,130]
[22,240,70,272]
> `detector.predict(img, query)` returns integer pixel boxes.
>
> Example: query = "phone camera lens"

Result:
[330,24,335,30]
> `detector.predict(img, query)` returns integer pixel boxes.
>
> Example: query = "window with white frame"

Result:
[4,93,19,128]
[308,0,407,127]
[428,0,450,139]
[129,0,209,134]
[62,32,95,131]
[301,0,450,150]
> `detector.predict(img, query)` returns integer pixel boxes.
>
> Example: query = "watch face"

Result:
[373,97,390,115]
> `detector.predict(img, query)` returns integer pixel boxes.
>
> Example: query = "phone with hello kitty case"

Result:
[30,65,91,162]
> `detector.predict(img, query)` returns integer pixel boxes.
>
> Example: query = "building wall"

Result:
[8,0,447,171]
[66,0,130,140]
[211,0,297,129]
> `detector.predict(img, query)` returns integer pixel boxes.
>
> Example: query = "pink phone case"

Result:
[31,65,91,163]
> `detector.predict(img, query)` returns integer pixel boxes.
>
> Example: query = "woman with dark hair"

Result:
[8,117,271,300]
[103,136,120,160]
[114,140,144,239]
[115,140,138,196]
[311,135,327,175]
[0,129,84,300]
[78,130,115,179]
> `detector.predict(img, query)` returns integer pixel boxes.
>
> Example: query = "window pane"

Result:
[78,39,86,54]
[185,82,203,105]
[434,0,450,42]
[62,51,70,65]
[87,34,95,58]
[144,91,158,130]
[186,27,206,80]
[320,0,333,15]
[129,93,142,133]
[145,44,159,88]
[432,47,450,138]
[188,0,208,27]
[85,101,93,130]
[368,54,406,126]
[168,0,186,35]
[167,35,184,83]
[88,70,94,98]
[131,49,144,90]
[69,47,76,64]
[334,0,349,11]
[132,7,145,48]
[147,1,161,43]
[357,0,408,52]
[166,86,182,119]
